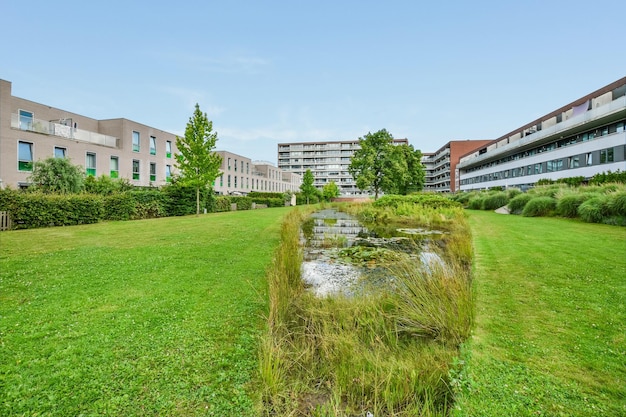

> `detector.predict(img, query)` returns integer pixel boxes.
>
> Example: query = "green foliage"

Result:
[481,192,509,210]
[521,196,556,217]
[84,175,133,195]
[589,169,626,185]
[28,157,84,193]
[2,192,103,229]
[251,197,284,208]
[555,192,592,218]
[248,191,286,200]
[129,190,166,219]
[506,188,522,199]
[386,143,426,194]
[102,193,136,220]
[467,196,484,210]
[577,196,610,223]
[322,181,340,201]
[215,196,232,212]
[300,169,317,204]
[230,196,253,210]
[373,194,461,210]
[348,129,395,199]
[608,191,626,216]
[507,194,532,214]
[175,103,223,215]
[161,180,210,216]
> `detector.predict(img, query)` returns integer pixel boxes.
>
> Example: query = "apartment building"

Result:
[0,79,178,188]
[213,151,301,195]
[422,140,492,192]
[277,138,409,195]
[457,77,626,191]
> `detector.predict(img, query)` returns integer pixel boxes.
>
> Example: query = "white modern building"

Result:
[457,78,626,191]
[277,138,409,195]
[213,150,301,195]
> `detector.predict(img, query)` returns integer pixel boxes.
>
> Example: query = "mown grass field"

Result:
[0,207,292,416]
[455,211,626,416]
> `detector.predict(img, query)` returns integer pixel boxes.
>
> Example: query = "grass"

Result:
[0,207,292,416]
[261,203,474,416]
[454,211,626,416]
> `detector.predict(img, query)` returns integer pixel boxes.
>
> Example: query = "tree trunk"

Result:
[196,187,200,216]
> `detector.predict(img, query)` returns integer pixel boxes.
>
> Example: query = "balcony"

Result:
[11,113,118,148]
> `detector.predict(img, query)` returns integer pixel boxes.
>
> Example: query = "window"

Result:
[220,174,223,186]
[133,160,140,180]
[166,141,172,158]
[54,147,66,158]
[568,156,579,169]
[132,131,140,152]
[19,110,33,131]
[150,162,156,181]
[18,141,33,171]
[150,136,157,155]
[241,161,244,172]
[228,158,231,170]
[227,175,231,187]
[600,148,614,164]
[246,162,249,174]
[586,153,593,165]
[235,159,238,172]
[86,153,96,176]
[110,157,119,178]
[165,165,172,182]
[534,163,542,174]
[234,176,238,187]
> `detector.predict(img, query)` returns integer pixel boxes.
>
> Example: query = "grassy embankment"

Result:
[261,200,474,416]
[0,207,292,416]
[454,210,625,416]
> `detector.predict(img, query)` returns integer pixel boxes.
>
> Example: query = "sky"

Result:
[2,0,625,164]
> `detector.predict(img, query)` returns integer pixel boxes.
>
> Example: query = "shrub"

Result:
[467,196,484,210]
[522,196,556,217]
[373,194,461,209]
[556,193,591,218]
[481,192,509,211]
[506,188,522,199]
[608,191,626,216]
[578,196,610,223]
[103,193,136,220]
[215,196,232,212]
[6,192,103,229]
[229,196,253,210]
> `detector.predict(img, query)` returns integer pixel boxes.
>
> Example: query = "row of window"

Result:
[226,158,250,174]
[465,121,625,173]
[461,146,622,185]
[218,175,285,192]
[132,131,172,157]
[17,141,172,182]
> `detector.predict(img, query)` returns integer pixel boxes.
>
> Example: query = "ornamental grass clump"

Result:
[577,195,610,223]
[481,192,509,211]
[507,193,532,214]
[555,192,592,218]
[522,196,557,217]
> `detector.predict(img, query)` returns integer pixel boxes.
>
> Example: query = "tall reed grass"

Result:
[259,202,474,416]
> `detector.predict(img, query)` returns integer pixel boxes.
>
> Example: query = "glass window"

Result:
[227,175,231,187]
[132,131,140,152]
[241,161,244,172]
[166,140,172,158]
[568,156,579,169]
[19,110,33,131]
[586,153,593,165]
[150,136,157,155]
[18,141,33,171]
[133,160,140,180]
[54,147,66,158]
[235,159,238,172]
[86,153,96,176]
[220,174,223,186]
[165,165,172,182]
[110,156,119,178]
[150,162,156,181]
[228,158,231,170]
[234,176,238,187]
[600,148,614,164]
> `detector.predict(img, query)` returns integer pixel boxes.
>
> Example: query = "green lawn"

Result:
[455,211,626,417]
[0,208,291,416]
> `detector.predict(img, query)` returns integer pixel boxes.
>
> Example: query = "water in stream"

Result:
[300,209,445,297]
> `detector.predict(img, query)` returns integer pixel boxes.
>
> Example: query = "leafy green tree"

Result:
[175,104,222,215]
[348,129,396,200]
[300,169,317,204]
[387,144,425,195]
[84,175,133,195]
[322,181,340,201]
[29,157,84,193]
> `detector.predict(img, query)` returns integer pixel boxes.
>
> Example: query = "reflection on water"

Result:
[300,209,445,297]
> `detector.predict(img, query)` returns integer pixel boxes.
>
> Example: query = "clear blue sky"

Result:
[2,0,625,164]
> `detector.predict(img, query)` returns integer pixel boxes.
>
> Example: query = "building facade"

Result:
[213,151,301,195]
[0,79,178,188]
[277,139,409,195]
[457,78,626,191]
[422,140,492,192]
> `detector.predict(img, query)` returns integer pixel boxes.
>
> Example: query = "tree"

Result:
[322,181,340,201]
[387,144,425,195]
[175,104,222,215]
[348,129,396,200]
[300,169,317,204]
[29,157,84,193]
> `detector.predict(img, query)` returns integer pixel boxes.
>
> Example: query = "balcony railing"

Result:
[11,113,119,148]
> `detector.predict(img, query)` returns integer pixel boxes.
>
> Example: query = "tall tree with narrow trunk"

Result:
[300,169,317,204]
[175,104,222,215]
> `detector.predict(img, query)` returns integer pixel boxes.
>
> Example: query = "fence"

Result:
[0,211,11,231]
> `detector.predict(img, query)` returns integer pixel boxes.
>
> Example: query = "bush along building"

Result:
[457,77,626,191]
